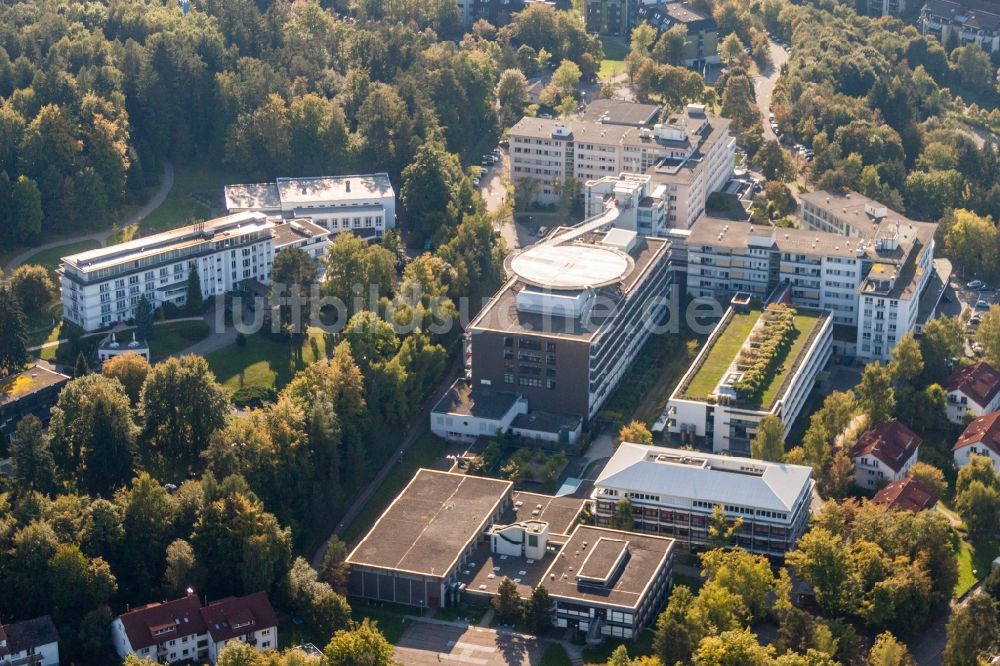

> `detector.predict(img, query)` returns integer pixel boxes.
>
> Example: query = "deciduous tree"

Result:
[752,414,785,461]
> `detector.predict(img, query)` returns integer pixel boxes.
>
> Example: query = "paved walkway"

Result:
[27,315,205,352]
[4,161,174,276]
[754,41,790,142]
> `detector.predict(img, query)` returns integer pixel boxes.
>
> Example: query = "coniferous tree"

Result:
[10,415,55,493]
[185,263,203,314]
[83,396,136,497]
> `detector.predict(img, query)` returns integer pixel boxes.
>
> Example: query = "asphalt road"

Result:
[754,40,790,142]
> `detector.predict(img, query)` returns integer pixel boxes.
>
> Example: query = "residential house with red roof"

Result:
[953,410,1000,473]
[944,361,1000,424]
[872,477,938,512]
[850,419,921,490]
[0,615,60,666]
[111,591,277,664]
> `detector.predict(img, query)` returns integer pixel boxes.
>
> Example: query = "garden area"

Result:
[952,530,999,598]
[598,36,628,79]
[205,326,334,396]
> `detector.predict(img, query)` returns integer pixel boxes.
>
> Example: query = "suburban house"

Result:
[944,361,1000,424]
[850,420,921,490]
[872,477,938,512]
[0,616,60,666]
[111,591,277,664]
[0,364,70,437]
[953,410,1000,473]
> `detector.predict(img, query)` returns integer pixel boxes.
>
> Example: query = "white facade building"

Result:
[954,411,1000,473]
[59,213,330,332]
[511,104,734,228]
[594,444,814,557]
[0,616,59,666]
[584,174,668,237]
[665,304,833,454]
[112,591,277,665]
[225,174,395,239]
[943,361,1000,424]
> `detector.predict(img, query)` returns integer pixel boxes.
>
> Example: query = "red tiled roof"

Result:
[945,361,1000,408]
[201,592,278,643]
[117,595,206,651]
[873,477,937,512]
[954,410,1000,457]
[851,419,921,473]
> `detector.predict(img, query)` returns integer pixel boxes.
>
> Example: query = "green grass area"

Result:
[277,621,324,651]
[599,36,628,79]
[953,536,1000,598]
[114,164,247,241]
[433,604,486,625]
[205,327,333,394]
[541,643,573,666]
[583,628,655,664]
[341,430,448,545]
[148,321,211,360]
[682,310,762,400]
[349,601,412,644]
[21,239,101,270]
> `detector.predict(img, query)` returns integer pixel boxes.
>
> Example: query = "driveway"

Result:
[4,162,174,276]
[754,41,790,142]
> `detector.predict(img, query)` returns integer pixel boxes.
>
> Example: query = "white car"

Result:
[967,279,984,290]
[975,299,990,310]
[972,342,985,354]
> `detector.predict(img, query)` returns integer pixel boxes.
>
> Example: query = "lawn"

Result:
[953,535,999,598]
[148,321,211,360]
[541,644,573,666]
[113,164,248,241]
[681,309,762,400]
[205,327,333,394]
[349,601,411,644]
[340,430,448,545]
[757,311,823,408]
[599,36,629,79]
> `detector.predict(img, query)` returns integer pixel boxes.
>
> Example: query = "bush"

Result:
[231,386,277,408]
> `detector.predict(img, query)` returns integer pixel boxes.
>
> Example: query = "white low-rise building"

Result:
[849,419,921,490]
[584,174,667,237]
[0,616,60,666]
[665,302,833,454]
[59,213,330,332]
[225,174,396,239]
[594,443,814,557]
[111,591,277,665]
[944,361,1000,424]
[954,411,1000,473]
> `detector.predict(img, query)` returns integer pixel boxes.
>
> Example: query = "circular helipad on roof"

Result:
[510,244,632,290]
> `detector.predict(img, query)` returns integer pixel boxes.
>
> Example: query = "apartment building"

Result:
[510,103,734,228]
[467,203,672,422]
[850,419,921,490]
[635,1,721,65]
[225,174,396,239]
[867,0,908,17]
[594,444,814,557]
[59,213,330,331]
[457,0,567,28]
[665,303,833,454]
[687,191,938,362]
[111,591,277,664]
[0,616,59,666]
[586,0,631,34]
[943,361,1000,423]
[920,0,1000,53]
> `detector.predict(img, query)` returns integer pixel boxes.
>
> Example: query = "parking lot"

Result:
[394,621,545,666]
[950,277,996,356]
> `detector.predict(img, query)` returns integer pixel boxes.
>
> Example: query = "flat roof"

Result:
[540,526,674,610]
[580,99,662,127]
[511,411,582,436]
[678,305,827,409]
[459,542,551,600]
[507,492,585,536]
[62,212,271,273]
[347,470,512,579]
[0,365,70,407]
[225,174,394,211]
[432,379,522,420]
[597,443,813,513]
[510,244,632,290]
[471,231,669,342]
[271,218,330,248]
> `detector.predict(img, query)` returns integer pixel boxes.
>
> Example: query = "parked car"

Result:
[970,314,982,326]
[967,279,984,290]
[537,226,548,236]
[975,299,990,310]
[972,341,985,354]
